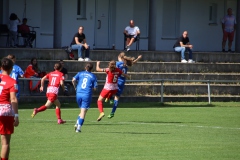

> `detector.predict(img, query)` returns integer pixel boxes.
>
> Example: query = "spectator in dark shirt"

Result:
[70,26,91,61]
[59,60,69,96]
[173,31,195,63]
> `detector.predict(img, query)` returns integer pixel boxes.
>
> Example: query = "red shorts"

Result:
[100,89,117,99]
[46,93,57,103]
[223,31,235,42]
[0,116,14,135]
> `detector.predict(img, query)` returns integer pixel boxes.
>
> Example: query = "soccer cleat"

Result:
[97,112,105,121]
[74,124,77,131]
[58,119,66,124]
[76,129,81,133]
[105,98,109,103]
[109,99,114,105]
[31,108,38,118]
[107,113,114,119]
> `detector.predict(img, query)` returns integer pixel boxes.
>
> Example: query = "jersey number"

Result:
[51,77,56,85]
[81,78,88,89]
[113,75,118,82]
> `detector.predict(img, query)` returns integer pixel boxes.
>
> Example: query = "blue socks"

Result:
[77,116,84,126]
[111,100,119,114]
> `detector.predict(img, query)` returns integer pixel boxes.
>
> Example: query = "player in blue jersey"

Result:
[72,63,98,132]
[5,55,24,99]
[107,52,142,118]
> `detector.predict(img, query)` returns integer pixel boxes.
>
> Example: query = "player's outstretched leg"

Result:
[108,99,119,119]
[31,105,47,118]
[97,100,105,121]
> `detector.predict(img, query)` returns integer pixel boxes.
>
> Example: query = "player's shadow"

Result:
[105,131,169,135]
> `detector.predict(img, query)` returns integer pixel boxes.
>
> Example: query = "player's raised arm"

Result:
[96,61,105,72]
[133,55,142,64]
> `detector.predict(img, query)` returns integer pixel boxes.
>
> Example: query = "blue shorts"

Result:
[116,83,125,97]
[76,94,91,109]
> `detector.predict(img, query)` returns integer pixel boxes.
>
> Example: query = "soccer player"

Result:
[5,54,24,99]
[0,57,19,160]
[72,63,98,132]
[31,62,66,124]
[95,60,128,121]
[108,52,142,118]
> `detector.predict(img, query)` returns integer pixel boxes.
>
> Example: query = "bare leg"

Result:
[1,134,11,159]
[128,38,135,47]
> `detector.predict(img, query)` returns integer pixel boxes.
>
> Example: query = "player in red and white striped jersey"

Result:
[31,62,66,124]
[95,60,129,121]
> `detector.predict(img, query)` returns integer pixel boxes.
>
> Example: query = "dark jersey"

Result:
[60,67,68,76]
[173,36,190,48]
[71,32,86,45]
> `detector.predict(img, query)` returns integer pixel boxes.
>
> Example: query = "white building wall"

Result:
[1,0,236,51]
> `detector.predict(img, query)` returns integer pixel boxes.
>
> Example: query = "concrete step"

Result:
[16,60,240,73]
[1,48,240,63]
[67,72,240,81]
[18,95,240,103]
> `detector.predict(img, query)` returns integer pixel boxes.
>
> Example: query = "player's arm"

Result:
[96,61,105,72]
[10,92,19,127]
[40,75,47,92]
[122,73,130,79]
[133,55,142,64]
[75,37,82,45]
[72,78,77,90]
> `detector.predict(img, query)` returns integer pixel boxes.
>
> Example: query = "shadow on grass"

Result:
[19,102,216,109]
[105,131,169,135]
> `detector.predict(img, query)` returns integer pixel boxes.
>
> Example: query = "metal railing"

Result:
[19,78,240,104]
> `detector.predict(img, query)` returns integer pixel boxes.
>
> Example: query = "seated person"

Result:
[24,58,45,91]
[124,20,140,51]
[70,26,91,61]
[18,18,36,48]
[173,31,195,63]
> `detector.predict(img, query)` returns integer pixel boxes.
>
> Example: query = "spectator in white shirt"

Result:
[8,13,21,48]
[124,20,140,51]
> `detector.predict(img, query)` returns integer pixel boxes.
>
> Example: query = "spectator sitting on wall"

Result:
[173,31,195,63]
[124,20,140,51]
[70,26,91,62]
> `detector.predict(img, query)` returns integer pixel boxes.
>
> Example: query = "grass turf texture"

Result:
[10,102,240,160]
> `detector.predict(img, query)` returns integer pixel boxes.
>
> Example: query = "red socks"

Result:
[97,100,104,112]
[37,105,47,112]
[55,107,61,119]
[1,158,8,160]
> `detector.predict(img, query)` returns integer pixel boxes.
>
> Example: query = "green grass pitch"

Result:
[9,102,240,160]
